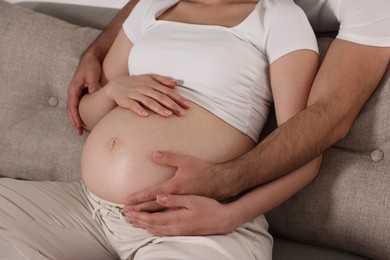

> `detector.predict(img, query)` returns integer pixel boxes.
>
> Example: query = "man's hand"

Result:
[125,151,244,212]
[67,52,102,135]
[123,194,238,236]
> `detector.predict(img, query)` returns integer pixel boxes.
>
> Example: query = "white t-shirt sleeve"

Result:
[336,0,390,47]
[122,0,152,43]
[265,0,319,64]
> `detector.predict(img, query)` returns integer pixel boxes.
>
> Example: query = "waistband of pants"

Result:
[83,186,125,220]
[86,188,125,208]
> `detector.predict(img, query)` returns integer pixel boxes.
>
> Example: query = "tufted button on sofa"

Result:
[0,1,389,259]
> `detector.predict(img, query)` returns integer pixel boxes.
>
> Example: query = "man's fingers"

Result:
[67,80,87,135]
[152,151,189,168]
[68,105,83,135]
[88,83,99,94]
[86,76,101,93]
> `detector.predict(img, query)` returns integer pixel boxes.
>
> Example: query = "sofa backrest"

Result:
[16,2,119,30]
[0,1,389,259]
[266,39,390,259]
[0,1,100,181]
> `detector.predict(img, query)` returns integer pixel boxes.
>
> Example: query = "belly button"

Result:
[108,138,120,151]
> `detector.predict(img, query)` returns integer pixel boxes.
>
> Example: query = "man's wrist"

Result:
[213,161,247,200]
[82,45,106,63]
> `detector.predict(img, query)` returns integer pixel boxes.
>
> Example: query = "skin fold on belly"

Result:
[81,104,254,204]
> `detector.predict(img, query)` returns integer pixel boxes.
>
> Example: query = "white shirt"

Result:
[123,0,318,142]
[295,0,390,47]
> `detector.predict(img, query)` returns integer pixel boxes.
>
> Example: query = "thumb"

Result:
[156,194,190,209]
[87,81,101,94]
[85,70,101,94]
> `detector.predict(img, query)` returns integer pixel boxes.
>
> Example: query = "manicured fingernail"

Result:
[140,110,149,117]
[178,108,186,116]
[164,109,173,116]
[173,79,184,85]
[157,195,168,202]
[184,100,192,107]
[153,151,162,159]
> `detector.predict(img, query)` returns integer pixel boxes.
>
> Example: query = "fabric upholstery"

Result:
[266,39,390,260]
[0,1,100,181]
[0,1,389,259]
[272,236,368,260]
[17,2,119,30]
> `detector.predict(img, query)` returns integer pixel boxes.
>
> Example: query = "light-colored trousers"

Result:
[0,178,273,260]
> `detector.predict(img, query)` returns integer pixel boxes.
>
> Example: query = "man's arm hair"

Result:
[218,40,390,196]
[84,0,139,62]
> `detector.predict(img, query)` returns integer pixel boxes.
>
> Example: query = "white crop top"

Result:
[123,0,318,142]
[294,0,390,47]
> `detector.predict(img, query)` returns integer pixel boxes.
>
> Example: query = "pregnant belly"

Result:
[81,104,254,204]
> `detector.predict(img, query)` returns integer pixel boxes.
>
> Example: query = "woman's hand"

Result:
[104,74,191,117]
[123,194,239,236]
[67,52,102,135]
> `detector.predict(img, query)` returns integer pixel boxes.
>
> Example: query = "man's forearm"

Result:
[221,39,390,195]
[84,0,139,62]
[221,104,332,196]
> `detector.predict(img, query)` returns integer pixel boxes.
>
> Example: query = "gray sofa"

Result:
[1,1,389,259]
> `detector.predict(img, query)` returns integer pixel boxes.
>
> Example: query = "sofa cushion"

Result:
[1,1,390,259]
[17,2,119,30]
[0,0,100,181]
[266,38,390,260]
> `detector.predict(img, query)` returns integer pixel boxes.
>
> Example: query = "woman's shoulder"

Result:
[123,0,179,43]
[260,0,319,64]
[260,0,313,31]
[261,0,308,17]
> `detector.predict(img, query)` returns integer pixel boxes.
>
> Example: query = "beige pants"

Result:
[0,178,273,260]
